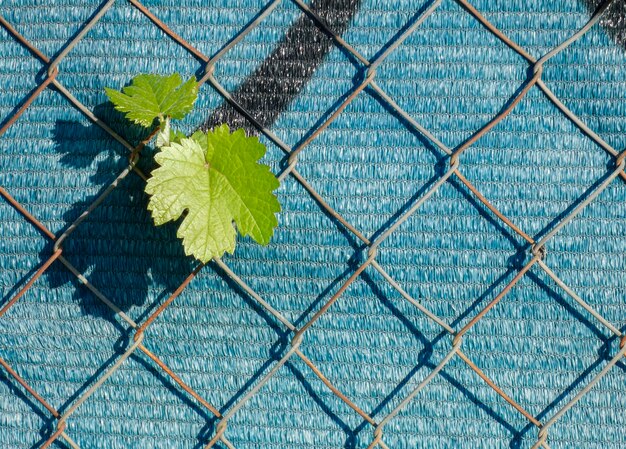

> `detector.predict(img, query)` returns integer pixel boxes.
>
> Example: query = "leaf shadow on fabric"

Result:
[42,106,195,324]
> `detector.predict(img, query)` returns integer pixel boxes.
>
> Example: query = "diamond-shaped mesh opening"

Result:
[377,179,525,327]
[297,269,451,420]
[296,89,440,237]
[0,88,128,235]
[463,267,613,418]
[458,86,613,237]
[373,0,529,149]
[139,265,286,410]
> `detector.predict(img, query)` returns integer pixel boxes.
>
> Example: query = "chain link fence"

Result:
[0,0,625,447]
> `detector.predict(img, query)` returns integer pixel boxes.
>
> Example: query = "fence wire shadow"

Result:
[0,0,625,448]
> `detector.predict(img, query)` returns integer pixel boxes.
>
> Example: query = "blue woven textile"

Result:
[1,1,625,448]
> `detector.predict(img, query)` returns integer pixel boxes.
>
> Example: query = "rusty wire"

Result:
[0,0,624,448]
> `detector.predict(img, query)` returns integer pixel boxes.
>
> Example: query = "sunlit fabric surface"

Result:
[1,1,625,448]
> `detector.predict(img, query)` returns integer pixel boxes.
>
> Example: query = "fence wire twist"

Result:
[1,0,625,448]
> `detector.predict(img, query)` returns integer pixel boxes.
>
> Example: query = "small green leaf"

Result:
[145,124,281,263]
[105,73,198,128]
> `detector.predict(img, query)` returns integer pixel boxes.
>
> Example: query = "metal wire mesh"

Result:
[0,0,625,448]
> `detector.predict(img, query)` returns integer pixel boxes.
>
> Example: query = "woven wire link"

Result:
[0,0,624,448]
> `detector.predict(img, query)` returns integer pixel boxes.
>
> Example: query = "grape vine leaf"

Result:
[145,124,281,262]
[105,73,198,127]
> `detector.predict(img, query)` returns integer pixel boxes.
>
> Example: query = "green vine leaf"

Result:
[105,73,198,127]
[145,124,281,263]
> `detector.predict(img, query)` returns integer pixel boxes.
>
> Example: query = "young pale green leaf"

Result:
[145,124,281,263]
[105,73,198,127]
